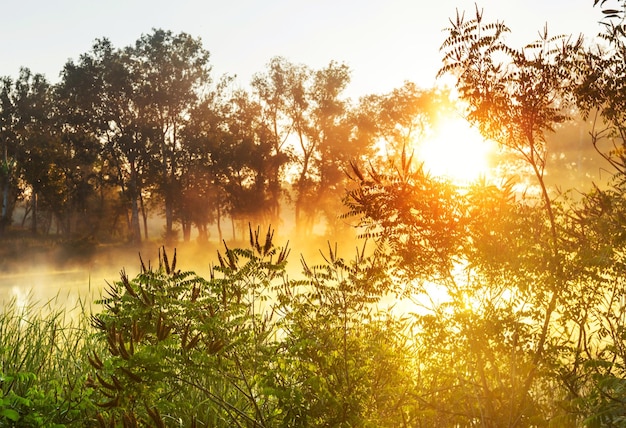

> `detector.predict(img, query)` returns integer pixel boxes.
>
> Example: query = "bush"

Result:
[88,227,414,427]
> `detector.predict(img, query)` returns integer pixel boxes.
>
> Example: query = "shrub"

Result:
[88,227,414,427]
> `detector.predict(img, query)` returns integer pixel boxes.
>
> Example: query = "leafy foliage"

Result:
[343,151,464,290]
[89,235,286,426]
[269,242,415,427]
[85,226,417,427]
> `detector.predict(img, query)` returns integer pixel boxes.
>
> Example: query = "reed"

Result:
[0,293,100,426]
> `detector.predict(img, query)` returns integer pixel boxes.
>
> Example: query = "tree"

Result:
[60,39,147,244]
[305,61,357,236]
[554,2,626,424]
[576,0,626,175]
[221,89,290,237]
[0,70,56,235]
[176,77,231,242]
[251,58,357,236]
[59,30,213,245]
[340,6,605,425]
[129,29,212,244]
[251,56,299,224]
[0,75,22,235]
[354,82,449,167]
[438,7,584,421]
[1,68,99,239]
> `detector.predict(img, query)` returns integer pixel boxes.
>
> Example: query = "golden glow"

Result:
[418,116,495,184]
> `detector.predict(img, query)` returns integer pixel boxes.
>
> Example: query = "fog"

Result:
[0,226,349,311]
[0,113,611,311]
[1,242,187,308]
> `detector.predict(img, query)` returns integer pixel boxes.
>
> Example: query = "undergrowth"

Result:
[0,294,100,426]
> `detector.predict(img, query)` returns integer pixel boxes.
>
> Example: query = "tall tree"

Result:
[354,82,446,166]
[252,57,355,236]
[178,76,233,242]
[0,69,84,237]
[130,29,212,244]
[0,75,20,235]
[251,56,298,224]
[61,38,150,244]
[392,5,584,423]
[576,1,626,174]
[221,88,288,238]
[304,61,355,235]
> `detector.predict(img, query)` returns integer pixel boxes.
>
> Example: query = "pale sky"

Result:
[0,0,603,98]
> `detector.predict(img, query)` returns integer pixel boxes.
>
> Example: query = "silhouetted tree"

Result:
[220,89,288,238]
[576,1,626,175]
[251,56,299,224]
[60,39,148,244]
[177,76,233,242]
[304,61,356,236]
[130,29,212,244]
[0,75,22,235]
[354,82,448,166]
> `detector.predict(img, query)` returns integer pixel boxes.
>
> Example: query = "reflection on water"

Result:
[0,244,158,311]
[0,269,109,310]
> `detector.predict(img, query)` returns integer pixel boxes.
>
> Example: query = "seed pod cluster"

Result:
[88,350,104,370]
[146,404,166,428]
[156,313,172,341]
[207,337,225,354]
[105,324,136,360]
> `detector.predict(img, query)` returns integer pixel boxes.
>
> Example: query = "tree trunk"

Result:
[294,202,302,236]
[163,139,175,244]
[0,182,8,233]
[196,223,208,243]
[31,191,37,235]
[216,203,223,242]
[129,163,142,245]
[0,144,9,236]
[165,201,174,243]
[130,196,141,244]
[140,191,149,240]
[182,218,191,242]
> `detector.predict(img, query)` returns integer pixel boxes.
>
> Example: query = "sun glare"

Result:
[418,116,495,184]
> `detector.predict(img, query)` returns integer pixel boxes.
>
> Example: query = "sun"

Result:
[417,115,496,184]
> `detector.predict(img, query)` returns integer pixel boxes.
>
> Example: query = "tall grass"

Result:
[0,293,100,426]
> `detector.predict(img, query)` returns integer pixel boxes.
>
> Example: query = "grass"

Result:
[0,293,100,426]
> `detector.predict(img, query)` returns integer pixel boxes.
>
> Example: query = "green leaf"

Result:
[0,408,20,422]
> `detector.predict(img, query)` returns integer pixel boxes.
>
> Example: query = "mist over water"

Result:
[0,269,91,305]
[0,242,173,308]
[0,226,346,310]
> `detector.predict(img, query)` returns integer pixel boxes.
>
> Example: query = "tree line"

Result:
[0,30,447,245]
